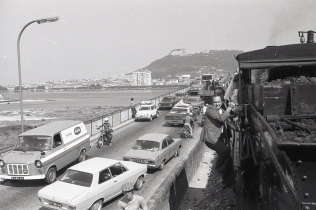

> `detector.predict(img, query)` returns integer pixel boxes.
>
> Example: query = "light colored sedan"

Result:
[123,133,183,170]
[38,157,147,210]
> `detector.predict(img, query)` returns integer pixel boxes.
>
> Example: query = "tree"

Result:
[0,86,8,91]
[36,85,46,90]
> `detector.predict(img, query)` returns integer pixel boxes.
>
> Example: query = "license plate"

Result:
[11,176,24,180]
[49,202,62,208]
[135,159,147,163]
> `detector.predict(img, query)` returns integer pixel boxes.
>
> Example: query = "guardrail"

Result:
[0,86,189,154]
[84,86,190,140]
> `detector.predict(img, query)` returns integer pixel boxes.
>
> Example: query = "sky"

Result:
[1,0,316,85]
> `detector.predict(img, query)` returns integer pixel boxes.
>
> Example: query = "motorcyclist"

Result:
[183,113,194,137]
[97,118,113,145]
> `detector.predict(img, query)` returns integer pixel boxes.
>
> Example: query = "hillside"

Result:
[143,50,243,79]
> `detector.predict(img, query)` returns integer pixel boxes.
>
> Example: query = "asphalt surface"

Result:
[0,110,202,210]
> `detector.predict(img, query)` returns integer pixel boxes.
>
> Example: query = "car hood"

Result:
[124,149,158,160]
[2,151,42,164]
[38,181,89,204]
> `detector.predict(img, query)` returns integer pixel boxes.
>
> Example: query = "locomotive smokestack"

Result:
[307,30,314,43]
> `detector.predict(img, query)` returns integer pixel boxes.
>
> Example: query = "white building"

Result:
[132,69,152,86]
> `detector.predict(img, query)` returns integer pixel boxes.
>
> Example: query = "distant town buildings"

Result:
[132,69,152,86]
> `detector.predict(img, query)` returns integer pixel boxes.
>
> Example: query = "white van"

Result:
[0,120,90,183]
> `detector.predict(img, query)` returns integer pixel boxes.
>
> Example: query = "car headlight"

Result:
[35,160,42,168]
[0,159,4,167]
[64,205,76,210]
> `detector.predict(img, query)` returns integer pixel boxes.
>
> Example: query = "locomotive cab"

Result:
[235,31,316,210]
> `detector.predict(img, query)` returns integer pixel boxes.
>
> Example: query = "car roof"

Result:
[138,133,168,142]
[69,157,121,174]
[19,120,83,137]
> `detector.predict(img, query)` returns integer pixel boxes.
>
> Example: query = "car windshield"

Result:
[133,140,160,151]
[170,107,187,114]
[184,98,199,103]
[14,136,52,151]
[139,106,150,111]
[60,169,93,187]
[162,97,173,102]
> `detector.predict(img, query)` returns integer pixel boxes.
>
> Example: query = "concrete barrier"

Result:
[147,128,205,210]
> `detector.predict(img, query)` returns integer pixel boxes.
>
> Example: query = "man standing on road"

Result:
[130,98,137,118]
[118,182,148,210]
[200,95,236,189]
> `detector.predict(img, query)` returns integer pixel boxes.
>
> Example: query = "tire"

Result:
[90,199,103,210]
[158,161,165,171]
[174,147,180,157]
[149,116,153,121]
[97,137,104,148]
[45,167,57,184]
[156,112,159,118]
[134,176,144,190]
[78,149,86,163]
[106,133,113,145]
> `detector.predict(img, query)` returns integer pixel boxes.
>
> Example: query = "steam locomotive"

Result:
[235,30,316,210]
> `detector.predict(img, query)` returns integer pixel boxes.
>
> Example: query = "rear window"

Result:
[170,107,187,114]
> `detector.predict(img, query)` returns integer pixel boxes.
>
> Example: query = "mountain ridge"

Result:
[136,50,243,80]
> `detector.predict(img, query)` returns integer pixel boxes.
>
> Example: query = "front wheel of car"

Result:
[90,199,103,210]
[156,112,159,118]
[158,161,165,171]
[78,149,86,163]
[149,116,153,121]
[134,176,144,190]
[45,167,57,184]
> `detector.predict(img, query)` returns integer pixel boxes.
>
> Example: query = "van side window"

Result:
[53,134,62,148]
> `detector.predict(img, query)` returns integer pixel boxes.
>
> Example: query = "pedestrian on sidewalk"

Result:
[118,182,148,210]
[130,98,137,118]
[200,94,236,189]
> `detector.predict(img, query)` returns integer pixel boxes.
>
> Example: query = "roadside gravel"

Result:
[178,144,236,210]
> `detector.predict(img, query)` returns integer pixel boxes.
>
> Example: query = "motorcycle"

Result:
[179,124,193,139]
[97,128,113,148]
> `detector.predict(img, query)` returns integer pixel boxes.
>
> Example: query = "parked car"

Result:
[164,102,198,125]
[183,96,204,115]
[158,96,180,110]
[38,157,147,210]
[0,120,90,184]
[135,101,159,121]
[123,133,183,170]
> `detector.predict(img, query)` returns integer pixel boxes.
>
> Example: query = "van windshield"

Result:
[14,136,52,151]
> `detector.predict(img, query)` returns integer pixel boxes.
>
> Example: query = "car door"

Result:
[161,138,171,161]
[88,168,115,203]
[109,162,129,194]
[166,137,177,158]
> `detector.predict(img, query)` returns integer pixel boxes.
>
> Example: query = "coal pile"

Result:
[270,118,316,143]
[264,76,316,86]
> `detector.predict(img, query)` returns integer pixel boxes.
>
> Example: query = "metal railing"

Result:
[84,86,190,140]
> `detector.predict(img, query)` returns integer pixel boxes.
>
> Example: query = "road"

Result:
[0,111,201,210]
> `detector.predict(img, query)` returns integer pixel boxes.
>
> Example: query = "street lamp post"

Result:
[17,17,59,132]
[167,48,185,73]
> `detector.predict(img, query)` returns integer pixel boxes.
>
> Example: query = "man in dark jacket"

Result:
[200,94,236,189]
